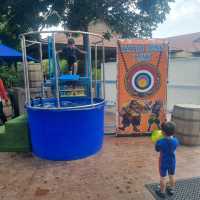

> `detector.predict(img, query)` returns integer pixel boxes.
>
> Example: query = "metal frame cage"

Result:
[20,30,106,110]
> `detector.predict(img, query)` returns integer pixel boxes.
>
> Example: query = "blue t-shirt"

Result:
[155,137,179,169]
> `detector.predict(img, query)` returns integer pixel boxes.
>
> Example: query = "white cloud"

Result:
[153,0,200,38]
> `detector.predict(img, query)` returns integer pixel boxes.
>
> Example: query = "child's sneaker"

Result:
[166,186,175,195]
[155,189,166,198]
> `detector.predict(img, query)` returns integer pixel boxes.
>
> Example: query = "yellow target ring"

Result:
[138,78,148,88]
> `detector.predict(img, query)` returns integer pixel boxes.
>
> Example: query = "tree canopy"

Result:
[0,0,174,46]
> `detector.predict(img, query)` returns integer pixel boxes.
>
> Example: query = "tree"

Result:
[0,0,174,47]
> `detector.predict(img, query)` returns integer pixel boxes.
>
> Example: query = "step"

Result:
[5,114,28,134]
[6,114,27,125]
[0,115,31,152]
[0,145,30,152]
[0,125,6,146]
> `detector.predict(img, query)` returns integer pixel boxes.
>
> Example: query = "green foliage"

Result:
[0,66,23,88]
[92,68,101,80]
[42,59,68,75]
[42,59,49,75]
[59,59,68,73]
[0,0,174,47]
[67,0,174,37]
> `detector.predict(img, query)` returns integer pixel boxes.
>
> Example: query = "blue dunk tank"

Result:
[20,31,105,160]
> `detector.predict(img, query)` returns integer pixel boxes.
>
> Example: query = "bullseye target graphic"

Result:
[125,64,161,97]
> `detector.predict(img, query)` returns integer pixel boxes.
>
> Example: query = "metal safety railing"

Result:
[20,30,106,109]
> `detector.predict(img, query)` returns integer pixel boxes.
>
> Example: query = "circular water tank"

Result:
[27,97,104,160]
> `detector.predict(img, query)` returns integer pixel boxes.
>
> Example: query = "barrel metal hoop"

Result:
[176,132,200,138]
[173,116,200,123]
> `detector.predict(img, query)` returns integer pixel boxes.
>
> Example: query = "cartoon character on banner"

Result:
[119,99,163,133]
[147,100,163,132]
[119,100,149,132]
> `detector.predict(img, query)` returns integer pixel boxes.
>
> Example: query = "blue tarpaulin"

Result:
[0,44,34,62]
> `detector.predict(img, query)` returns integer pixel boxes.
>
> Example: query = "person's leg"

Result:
[160,176,166,193]
[156,176,166,198]
[166,174,176,195]
[166,164,176,195]
[155,118,161,129]
[73,62,78,75]
[148,118,154,132]
[67,63,76,95]
[131,116,141,132]
[0,113,7,124]
[155,176,166,198]
[169,175,175,188]
[156,164,167,198]
[63,65,68,74]
[119,118,130,131]
[132,124,140,132]
[0,101,7,124]
[68,64,73,75]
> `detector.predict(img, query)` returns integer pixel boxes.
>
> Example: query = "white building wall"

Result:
[103,62,117,105]
[168,57,200,111]
[104,57,200,111]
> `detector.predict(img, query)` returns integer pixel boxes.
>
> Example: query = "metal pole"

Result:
[52,33,60,108]
[39,42,45,98]
[89,45,94,104]
[102,42,106,100]
[83,33,90,78]
[21,37,28,104]
[25,39,48,45]
[21,35,31,106]
[166,42,170,114]
[21,30,103,41]
[95,44,98,98]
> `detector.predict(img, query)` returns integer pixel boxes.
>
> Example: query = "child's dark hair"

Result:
[68,38,75,45]
[161,121,176,136]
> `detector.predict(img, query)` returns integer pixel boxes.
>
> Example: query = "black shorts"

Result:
[68,56,77,66]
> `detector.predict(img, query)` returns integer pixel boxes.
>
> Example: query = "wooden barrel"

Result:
[28,63,43,98]
[29,88,42,98]
[28,63,43,87]
[172,104,200,146]
[12,87,26,115]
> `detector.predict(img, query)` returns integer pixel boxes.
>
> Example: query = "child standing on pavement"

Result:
[155,121,179,198]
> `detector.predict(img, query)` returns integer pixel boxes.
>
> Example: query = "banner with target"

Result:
[117,39,168,135]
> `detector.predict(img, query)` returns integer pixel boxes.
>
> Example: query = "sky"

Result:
[153,0,200,38]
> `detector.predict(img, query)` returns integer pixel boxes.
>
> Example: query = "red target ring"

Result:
[125,63,161,98]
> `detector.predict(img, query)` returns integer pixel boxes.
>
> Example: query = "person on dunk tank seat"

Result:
[62,37,87,75]
[155,121,179,198]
